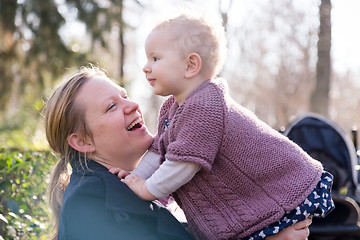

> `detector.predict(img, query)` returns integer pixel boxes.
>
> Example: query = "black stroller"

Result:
[283,113,360,240]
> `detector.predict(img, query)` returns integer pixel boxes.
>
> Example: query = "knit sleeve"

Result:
[149,133,161,154]
[165,88,225,171]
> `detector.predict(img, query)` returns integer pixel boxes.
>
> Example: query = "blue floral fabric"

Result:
[241,171,335,240]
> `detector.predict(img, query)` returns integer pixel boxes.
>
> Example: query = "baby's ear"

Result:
[185,53,202,78]
[67,133,95,153]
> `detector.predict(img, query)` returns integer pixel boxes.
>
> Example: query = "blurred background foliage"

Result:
[0,0,359,239]
[0,0,134,150]
[0,149,56,239]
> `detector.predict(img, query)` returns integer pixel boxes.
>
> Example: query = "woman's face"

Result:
[75,76,153,171]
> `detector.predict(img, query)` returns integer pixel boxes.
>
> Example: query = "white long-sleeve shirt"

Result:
[132,151,201,199]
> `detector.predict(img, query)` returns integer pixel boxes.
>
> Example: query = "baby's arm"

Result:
[109,151,160,179]
[122,159,201,201]
[131,151,161,179]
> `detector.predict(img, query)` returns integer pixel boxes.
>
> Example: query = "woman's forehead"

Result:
[77,76,126,107]
[87,76,126,93]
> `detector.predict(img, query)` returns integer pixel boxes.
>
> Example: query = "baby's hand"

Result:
[121,173,146,193]
[122,173,157,201]
[108,167,130,179]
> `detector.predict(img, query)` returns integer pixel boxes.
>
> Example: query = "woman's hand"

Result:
[266,217,312,240]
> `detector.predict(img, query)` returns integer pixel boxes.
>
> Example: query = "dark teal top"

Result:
[58,159,193,240]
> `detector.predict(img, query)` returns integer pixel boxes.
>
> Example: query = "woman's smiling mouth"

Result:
[127,118,143,131]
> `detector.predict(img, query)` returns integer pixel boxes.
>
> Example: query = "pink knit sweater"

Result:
[150,78,323,240]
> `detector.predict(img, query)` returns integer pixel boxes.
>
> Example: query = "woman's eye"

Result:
[106,104,115,112]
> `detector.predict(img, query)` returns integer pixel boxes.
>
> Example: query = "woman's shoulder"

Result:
[67,172,105,195]
[61,170,106,213]
[60,164,194,240]
[64,164,152,212]
[61,167,139,225]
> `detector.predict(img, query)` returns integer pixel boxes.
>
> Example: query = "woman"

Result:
[45,66,312,239]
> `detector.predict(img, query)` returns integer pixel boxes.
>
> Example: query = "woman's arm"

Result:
[266,218,312,240]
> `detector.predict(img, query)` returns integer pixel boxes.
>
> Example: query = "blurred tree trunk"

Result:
[0,0,131,122]
[118,1,125,87]
[0,0,80,122]
[218,0,233,77]
[310,0,332,117]
[0,0,18,117]
[228,0,317,128]
[219,0,233,31]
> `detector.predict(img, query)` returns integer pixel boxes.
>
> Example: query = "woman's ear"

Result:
[185,53,202,78]
[67,133,95,153]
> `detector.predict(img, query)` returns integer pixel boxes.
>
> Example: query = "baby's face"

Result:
[143,27,189,101]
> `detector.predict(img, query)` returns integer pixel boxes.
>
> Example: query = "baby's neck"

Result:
[174,77,211,105]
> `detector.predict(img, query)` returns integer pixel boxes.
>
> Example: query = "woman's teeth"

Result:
[127,118,142,130]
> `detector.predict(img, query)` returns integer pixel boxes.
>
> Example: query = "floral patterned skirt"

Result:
[241,171,335,240]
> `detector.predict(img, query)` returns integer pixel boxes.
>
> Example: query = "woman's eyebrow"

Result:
[118,88,128,96]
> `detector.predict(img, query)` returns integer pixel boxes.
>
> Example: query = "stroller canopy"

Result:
[283,113,359,197]
[283,113,360,239]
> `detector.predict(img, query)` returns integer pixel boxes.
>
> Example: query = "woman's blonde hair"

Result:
[44,66,106,239]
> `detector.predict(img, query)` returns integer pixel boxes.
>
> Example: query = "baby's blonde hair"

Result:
[154,7,227,78]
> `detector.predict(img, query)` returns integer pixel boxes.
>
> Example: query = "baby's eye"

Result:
[153,57,159,62]
[122,95,129,99]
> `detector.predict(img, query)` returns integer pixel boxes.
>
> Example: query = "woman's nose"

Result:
[123,99,140,114]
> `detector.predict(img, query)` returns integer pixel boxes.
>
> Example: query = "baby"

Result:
[115,7,334,240]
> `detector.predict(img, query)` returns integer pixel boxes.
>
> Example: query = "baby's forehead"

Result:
[164,21,188,34]
[151,23,179,36]
[146,27,179,46]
